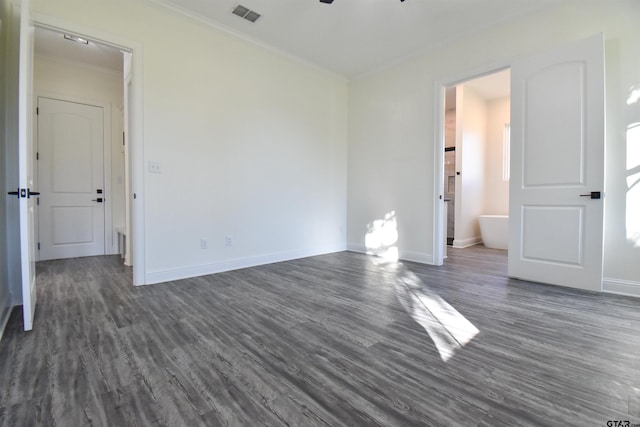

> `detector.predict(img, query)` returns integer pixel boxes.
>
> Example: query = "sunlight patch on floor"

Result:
[392,266,479,362]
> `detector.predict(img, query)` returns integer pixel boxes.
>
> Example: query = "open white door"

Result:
[509,34,605,292]
[18,0,37,330]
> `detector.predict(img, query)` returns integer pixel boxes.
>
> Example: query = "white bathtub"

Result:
[479,215,508,250]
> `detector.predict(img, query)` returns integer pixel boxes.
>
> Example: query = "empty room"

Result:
[1,0,639,425]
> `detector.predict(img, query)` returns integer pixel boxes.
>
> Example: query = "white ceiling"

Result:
[34,26,124,73]
[152,0,561,78]
[465,68,511,100]
[34,1,560,79]
[445,68,510,109]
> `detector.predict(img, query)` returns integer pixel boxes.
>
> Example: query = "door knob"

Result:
[91,198,104,203]
[579,191,601,199]
[27,189,40,198]
[7,188,26,198]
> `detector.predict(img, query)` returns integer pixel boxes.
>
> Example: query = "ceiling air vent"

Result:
[232,4,261,23]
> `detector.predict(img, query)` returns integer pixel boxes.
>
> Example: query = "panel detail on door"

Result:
[51,113,93,193]
[524,62,585,187]
[52,207,94,245]
[521,205,583,265]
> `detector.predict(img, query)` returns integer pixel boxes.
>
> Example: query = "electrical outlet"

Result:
[200,239,208,249]
[149,161,161,173]
[225,236,232,246]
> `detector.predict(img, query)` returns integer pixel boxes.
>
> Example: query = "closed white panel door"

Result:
[38,97,105,260]
[509,34,605,292]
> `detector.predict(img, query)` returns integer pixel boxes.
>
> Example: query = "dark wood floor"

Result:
[0,247,639,426]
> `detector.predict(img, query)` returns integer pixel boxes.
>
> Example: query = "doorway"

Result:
[37,97,107,260]
[442,69,511,253]
[434,35,605,292]
[33,26,126,262]
[27,19,145,286]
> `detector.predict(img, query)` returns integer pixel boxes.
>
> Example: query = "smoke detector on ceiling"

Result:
[232,4,261,23]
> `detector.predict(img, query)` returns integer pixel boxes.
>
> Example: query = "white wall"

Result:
[484,96,510,216]
[348,0,640,291]
[347,62,433,263]
[22,0,640,295]
[444,108,455,148]
[33,55,125,254]
[31,0,348,284]
[454,85,486,247]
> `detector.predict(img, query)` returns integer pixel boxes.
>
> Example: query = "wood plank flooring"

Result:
[0,247,639,426]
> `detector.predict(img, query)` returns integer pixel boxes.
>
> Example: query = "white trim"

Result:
[433,62,510,266]
[603,278,640,298]
[346,243,434,265]
[144,244,347,285]
[31,13,147,285]
[452,237,482,248]
[432,84,446,266]
[32,14,133,52]
[35,92,111,114]
[346,243,367,253]
[400,250,434,265]
[123,54,132,267]
[145,0,346,82]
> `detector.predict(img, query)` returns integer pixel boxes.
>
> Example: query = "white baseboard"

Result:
[400,250,434,265]
[452,236,482,248]
[346,243,367,254]
[346,243,366,253]
[346,243,434,265]
[144,244,347,285]
[603,278,640,298]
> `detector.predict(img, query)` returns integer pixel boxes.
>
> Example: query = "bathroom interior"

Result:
[444,69,511,253]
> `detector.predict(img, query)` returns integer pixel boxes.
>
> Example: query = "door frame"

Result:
[30,13,146,285]
[35,94,113,259]
[433,62,510,265]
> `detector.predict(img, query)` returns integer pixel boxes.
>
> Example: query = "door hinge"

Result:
[36,152,39,160]
[36,107,39,115]
[37,198,40,206]
[37,242,40,250]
